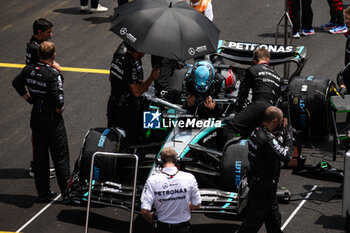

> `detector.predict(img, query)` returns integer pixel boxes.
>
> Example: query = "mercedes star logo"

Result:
[120,27,127,35]
[188,47,195,56]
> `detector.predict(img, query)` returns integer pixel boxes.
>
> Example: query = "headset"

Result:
[155,150,181,167]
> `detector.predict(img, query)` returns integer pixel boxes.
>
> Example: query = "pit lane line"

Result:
[0,62,109,74]
[15,194,61,233]
[281,185,317,231]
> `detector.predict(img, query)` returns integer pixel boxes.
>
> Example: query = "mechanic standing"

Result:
[288,0,314,38]
[320,0,347,34]
[237,106,293,233]
[26,18,61,71]
[13,41,70,202]
[107,42,159,146]
[221,48,283,142]
[26,18,60,178]
[141,147,201,233]
[336,63,350,123]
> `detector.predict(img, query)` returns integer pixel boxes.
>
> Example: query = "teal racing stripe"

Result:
[295,46,305,58]
[83,180,96,200]
[217,40,224,53]
[220,192,236,211]
[149,105,159,110]
[221,200,232,209]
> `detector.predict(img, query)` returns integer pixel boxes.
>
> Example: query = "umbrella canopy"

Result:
[110,0,220,61]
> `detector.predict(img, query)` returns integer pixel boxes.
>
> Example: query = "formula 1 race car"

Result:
[66,92,250,215]
[66,40,335,215]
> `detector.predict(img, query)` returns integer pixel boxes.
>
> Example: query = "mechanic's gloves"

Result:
[27,96,33,105]
[283,125,294,146]
[339,87,347,98]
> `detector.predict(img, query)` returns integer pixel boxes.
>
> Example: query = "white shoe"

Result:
[292,32,300,39]
[90,4,108,12]
[80,5,89,11]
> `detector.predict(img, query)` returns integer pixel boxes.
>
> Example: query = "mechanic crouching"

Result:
[141,147,201,233]
[237,106,293,233]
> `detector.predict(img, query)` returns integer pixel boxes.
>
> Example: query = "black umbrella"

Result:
[110,0,220,61]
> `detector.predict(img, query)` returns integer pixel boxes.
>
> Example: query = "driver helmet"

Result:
[190,60,215,93]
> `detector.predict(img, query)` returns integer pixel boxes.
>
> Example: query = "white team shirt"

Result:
[141,167,201,224]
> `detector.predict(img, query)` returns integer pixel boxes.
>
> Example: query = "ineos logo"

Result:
[120,27,127,35]
[188,47,195,56]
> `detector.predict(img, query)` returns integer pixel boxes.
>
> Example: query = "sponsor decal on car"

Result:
[221,41,294,53]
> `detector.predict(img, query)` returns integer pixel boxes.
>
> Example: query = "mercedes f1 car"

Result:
[66,40,336,215]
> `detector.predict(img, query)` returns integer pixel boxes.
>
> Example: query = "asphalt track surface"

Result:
[0,0,349,232]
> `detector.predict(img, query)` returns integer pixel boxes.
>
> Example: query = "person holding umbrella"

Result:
[107,42,159,146]
[149,0,214,103]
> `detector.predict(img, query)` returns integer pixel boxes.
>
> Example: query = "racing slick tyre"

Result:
[221,138,250,193]
[72,127,126,182]
[289,76,336,137]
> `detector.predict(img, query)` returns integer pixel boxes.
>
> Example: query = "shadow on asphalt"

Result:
[0,168,31,179]
[83,16,113,24]
[192,223,239,233]
[57,209,131,232]
[53,8,113,24]
[289,185,342,202]
[315,214,345,231]
[56,208,240,233]
[53,7,90,15]
[0,194,36,208]
[258,27,332,39]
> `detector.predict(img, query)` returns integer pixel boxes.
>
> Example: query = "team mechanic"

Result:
[237,106,293,233]
[141,147,201,233]
[26,18,60,178]
[12,41,70,202]
[336,62,350,124]
[26,18,61,71]
[107,42,159,146]
[221,48,283,143]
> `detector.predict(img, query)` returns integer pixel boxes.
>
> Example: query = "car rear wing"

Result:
[215,40,307,80]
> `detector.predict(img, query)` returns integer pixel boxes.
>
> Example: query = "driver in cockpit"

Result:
[183,60,227,119]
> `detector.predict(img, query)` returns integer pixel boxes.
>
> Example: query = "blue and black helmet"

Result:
[189,60,215,93]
